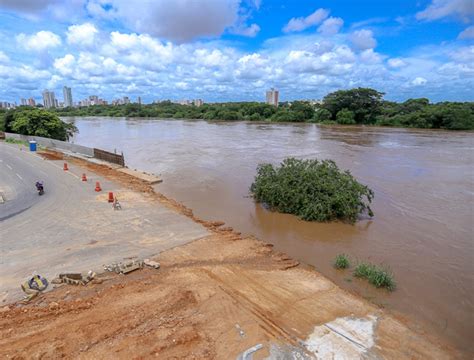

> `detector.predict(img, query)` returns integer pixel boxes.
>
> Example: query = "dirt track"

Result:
[0,152,463,359]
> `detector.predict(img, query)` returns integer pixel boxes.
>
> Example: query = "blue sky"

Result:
[0,0,472,104]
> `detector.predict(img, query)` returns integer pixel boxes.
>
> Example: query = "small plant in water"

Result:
[334,254,350,269]
[354,262,396,291]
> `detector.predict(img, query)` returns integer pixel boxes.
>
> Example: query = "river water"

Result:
[69,117,473,353]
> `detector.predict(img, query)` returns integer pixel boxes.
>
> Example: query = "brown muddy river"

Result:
[69,117,474,353]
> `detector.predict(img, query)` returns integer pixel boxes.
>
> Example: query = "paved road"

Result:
[0,145,48,221]
[0,141,209,303]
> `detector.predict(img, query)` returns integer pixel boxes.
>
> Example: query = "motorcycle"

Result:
[35,181,44,196]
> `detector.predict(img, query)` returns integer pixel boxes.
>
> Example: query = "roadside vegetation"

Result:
[354,262,396,291]
[333,254,350,269]
[5,138,28,145]
[1,108,77,141]
[50,87,474,130]
[250,158,374,224]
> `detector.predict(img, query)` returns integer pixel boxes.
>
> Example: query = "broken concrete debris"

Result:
[144,258,160,269]
[21,275,48,302]
[52,271,96,286]
[104,260,144,274]
[104,258,160,274]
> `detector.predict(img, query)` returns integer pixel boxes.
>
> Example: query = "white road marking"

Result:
[6,164,12,170]
[16,173,23,180]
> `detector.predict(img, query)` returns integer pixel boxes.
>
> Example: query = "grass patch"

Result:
[354,262,396,291]
[333,254,350,269]
[5,138,28,145]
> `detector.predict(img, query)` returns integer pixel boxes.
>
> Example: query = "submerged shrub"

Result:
[334,254,350,269]
[250,158,374,223]
[354,262,396,291]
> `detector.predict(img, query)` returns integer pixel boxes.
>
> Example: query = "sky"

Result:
[0,0,473,104]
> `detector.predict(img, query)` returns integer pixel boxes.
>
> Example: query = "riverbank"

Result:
[0,149,465,358]
[68,117,474,354]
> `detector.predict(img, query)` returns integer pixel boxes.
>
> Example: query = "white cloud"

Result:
[349,29,377,50]
[0,51,9,63]
[229,23,260,37]
[416,0,474,22]
[388,58,407,68]
[95,0,242,42]
[360,49,383,64]
[283,8,329,33]
[108,31,174,69]
[458,25,474,39]
[67,23,98,47]
[16,30,61,51]
[2,0,259,42]
[412,77,427,86]
[235,53,270,79]
[3,18,474,102]
[0,0,87,21]
[317,17,344,35]
[54,54,75,75]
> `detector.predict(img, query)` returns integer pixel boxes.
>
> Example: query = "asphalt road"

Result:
[0,143,50,221]
[0,141,209,303]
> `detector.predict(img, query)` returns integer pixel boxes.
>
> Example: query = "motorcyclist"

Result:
[35,181,44,194]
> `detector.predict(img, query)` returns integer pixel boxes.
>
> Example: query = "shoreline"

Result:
[0,145,467,358]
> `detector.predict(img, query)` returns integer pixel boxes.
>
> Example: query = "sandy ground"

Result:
[0,151,463,359]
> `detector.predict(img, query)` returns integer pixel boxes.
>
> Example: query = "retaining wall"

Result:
[5,132,95,157]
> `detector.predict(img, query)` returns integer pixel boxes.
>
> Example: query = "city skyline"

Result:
[0,1,473,104]
[0,86,211,108]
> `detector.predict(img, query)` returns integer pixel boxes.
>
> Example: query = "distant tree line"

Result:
[2,88,473,132]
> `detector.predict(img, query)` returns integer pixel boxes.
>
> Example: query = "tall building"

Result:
[20,98,27,106]
[193,99,204,107]
[266,88,279,107]
[63,86,73,107]
[27,98,36,106]
[42,89,56,109]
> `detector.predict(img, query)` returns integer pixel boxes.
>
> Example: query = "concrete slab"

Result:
[117,168,162,184]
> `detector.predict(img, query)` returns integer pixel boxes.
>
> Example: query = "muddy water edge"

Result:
[69,117,474,354]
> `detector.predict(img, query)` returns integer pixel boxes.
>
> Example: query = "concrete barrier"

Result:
[4,132,94,157]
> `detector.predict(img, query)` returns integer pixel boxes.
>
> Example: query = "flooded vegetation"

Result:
[70,117,474,352]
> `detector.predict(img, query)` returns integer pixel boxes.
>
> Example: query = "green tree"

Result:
[250,158,374,223]
[336,109,356,124]
[312,108,332,122]
[323,88,384,124]
[8,108,77,141]
[290,101,315,120]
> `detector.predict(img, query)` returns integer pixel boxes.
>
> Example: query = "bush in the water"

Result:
[250,158,374,223]
[334,254,350,269]
[354,262,396,291]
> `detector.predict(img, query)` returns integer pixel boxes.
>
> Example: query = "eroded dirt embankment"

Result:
[0,150,463,359]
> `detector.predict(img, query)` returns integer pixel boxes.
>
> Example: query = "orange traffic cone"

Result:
[81,173,87,181]
[95,181,102,192]
[63,162,68,171]
[108,192,114,203]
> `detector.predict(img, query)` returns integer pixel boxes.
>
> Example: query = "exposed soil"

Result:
[1,150,463,359]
